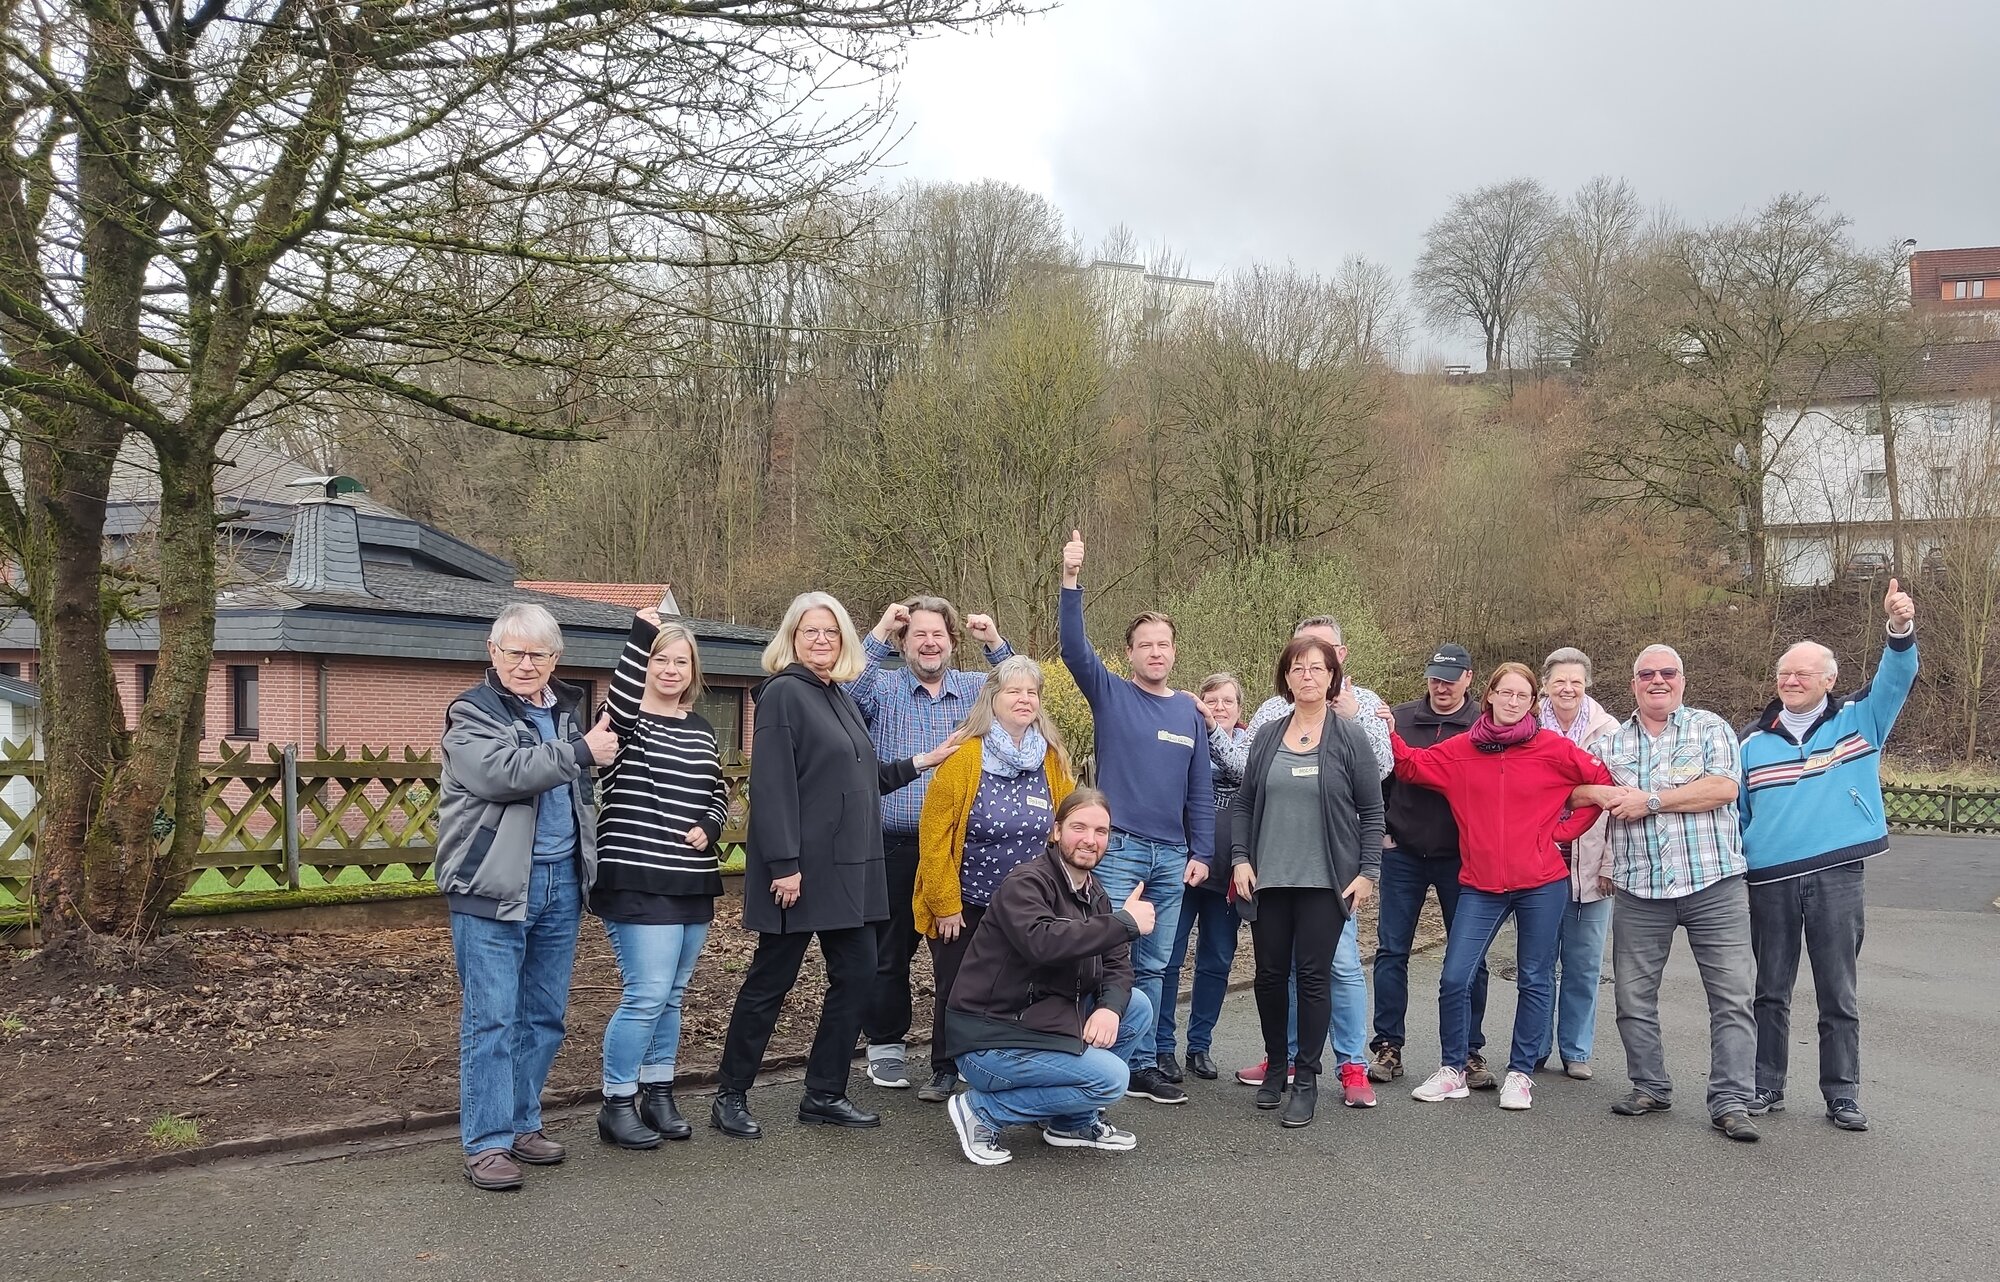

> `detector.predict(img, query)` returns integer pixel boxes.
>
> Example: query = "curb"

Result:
[3,929,1445,1193]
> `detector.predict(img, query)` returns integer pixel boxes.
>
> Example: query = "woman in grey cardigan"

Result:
[1230,636,1383,1128]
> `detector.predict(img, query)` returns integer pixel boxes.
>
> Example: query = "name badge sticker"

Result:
[1025,794,1050,810]
[1157,729,1196,748]
[1291,765,1320,777]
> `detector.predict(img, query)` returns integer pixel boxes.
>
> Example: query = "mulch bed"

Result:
[0,886,1436,1178]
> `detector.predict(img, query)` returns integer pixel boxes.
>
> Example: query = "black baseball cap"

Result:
[1424,644,1472,680]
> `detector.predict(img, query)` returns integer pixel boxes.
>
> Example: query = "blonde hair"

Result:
[762,591,865,682]
[648,620,706,710]
[957,656,1074,779]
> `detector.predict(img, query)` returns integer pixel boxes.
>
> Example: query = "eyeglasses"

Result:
[1288,665,1332,678]
[1634,668,1681,682]
[797,627,841,641]
[495,646,555,667]
[1776,670,1826,681]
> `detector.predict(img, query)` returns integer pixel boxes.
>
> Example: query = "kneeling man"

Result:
[942,788,1157,1165]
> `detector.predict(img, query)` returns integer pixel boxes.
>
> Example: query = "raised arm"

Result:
[1859,580,1918,744]
[1058,530,1113,704]
[843,602,910,723]
[604,612,659,732]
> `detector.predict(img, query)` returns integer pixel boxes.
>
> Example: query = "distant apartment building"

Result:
[1910,246,2000,328]
[1762,340,2000,587]
[1089,258,1215,348]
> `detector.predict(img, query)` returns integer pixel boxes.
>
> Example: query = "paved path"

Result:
[4,837,1996,1282]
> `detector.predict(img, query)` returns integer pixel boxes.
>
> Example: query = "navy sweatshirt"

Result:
[1059,586,1214,861]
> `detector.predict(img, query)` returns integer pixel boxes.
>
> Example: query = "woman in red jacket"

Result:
[1375,662,1613,1112]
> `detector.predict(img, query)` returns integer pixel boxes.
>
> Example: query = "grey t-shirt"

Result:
[1253,747,1334,890]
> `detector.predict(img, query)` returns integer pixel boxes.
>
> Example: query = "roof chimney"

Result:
[282,475,370,595]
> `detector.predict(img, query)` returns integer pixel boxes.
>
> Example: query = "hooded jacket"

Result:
[436,672,598,921]
[1739,630,1916,885]
[741,663,919,934]
[1381,696,1479,857]
[943,846,1137,1058]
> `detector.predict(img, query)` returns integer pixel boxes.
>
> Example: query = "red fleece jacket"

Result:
[1388,728,1614,893]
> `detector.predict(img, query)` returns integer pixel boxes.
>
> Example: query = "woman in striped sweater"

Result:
[591,608,731,1149]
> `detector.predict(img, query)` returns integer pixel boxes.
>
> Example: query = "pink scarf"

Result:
[1538,695,1605,747]
[1469,711,1538,752]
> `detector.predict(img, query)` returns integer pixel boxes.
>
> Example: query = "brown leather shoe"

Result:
[464,1149,524,1191]
[511,1130,566,1165]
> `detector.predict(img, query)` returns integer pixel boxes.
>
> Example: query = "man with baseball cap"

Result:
[1369,643,1493,1088]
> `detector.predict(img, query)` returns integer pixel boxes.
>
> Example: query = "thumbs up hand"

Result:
[1121,882,1155,935]
[583,710,620,766]
[1884,577,1915,629]
[1062,528,1085,588]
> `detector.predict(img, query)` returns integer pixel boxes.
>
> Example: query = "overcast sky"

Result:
[883,0,2000,358]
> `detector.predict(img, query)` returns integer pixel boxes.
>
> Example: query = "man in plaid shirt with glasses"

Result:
[1572,645,1761,1143]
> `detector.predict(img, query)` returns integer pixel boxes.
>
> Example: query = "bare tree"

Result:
[1588,194,1870,593]
[1533,175,1643,363]
[0,0,1028,948]
[1328,256,1410,367]
[1412,178,1559,371]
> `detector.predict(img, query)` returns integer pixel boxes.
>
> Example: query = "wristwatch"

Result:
[1645,792,1662,815]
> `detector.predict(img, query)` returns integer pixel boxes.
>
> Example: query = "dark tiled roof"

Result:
[0,674,39,707]
[257,564,771,643]
[1798,340,2000,402]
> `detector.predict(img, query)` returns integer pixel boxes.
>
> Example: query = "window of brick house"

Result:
[0,662,18,679]
[228,664,259,739]
[696,685,745,764]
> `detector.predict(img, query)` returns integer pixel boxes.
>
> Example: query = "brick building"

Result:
[1910,246,2000,328]
[0,436,771,761]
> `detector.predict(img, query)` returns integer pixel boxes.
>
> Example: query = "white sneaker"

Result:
[1043,1115,1138,1151]
[1411,1066,1470,1102]
[947,1094,1012,1166]
[1498,1071,1534,1110]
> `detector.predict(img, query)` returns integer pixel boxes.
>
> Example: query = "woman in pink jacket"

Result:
[1531,648,1622,1080]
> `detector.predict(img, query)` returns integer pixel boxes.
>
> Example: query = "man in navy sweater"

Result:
[1059,529,1213,1106]
[1738,578,1916,1133]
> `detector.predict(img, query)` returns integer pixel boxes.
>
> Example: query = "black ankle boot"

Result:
[1281,1069,1318,1128]
[711,1089,762,1139]
[639,1082,692,1141]
[1254,1082,1284,1110]
[797,1090,881,1128]
[597,1094,664,1149]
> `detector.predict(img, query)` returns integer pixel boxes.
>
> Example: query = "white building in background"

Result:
[1089,259,1214,349]
[1762,340,2000,587]
[0,674,40,880]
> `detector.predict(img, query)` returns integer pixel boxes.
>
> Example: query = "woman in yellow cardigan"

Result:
[913,654,1076,1101]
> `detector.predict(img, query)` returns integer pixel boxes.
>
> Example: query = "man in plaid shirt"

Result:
[845,596,1013,1100]
[1574,644,1761,1142]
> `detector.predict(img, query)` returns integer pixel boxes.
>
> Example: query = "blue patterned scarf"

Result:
[981,722,1048,778]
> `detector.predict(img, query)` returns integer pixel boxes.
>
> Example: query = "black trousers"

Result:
[864,833,923,1048]
[718,926,876,1096]
[1250,887,1343,1077]
[924,903,988,1074]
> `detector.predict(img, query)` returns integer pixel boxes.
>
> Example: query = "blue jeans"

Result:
[451,858,583,1154]
[959,990,1155,1132]
[1535,896,1612,1067]
[1373,847,1486,1053]
[601,919,710,1095]
[1440,878,1566,1076]
[1159,884,1238,1057]
[1093,832,1187,1070]
[1282,915,1367,1066]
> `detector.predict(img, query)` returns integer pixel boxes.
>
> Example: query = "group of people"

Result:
[434,538,1918,1187]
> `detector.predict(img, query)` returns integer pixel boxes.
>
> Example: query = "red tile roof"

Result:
[515,581,671,610]
[1910,247,2000,306]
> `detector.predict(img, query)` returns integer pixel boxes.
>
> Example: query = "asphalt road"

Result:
[4,835,1996,1282]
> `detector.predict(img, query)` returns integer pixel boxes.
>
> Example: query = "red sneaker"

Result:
[1234,1059,1296,1086]
[1340,1061,1378,1108]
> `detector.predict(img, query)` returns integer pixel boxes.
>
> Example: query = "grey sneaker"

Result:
[1043,1115,1137,1151]
[867,1049,911,1089]
[1611,1090,1671,1116]
[1464,1051,1498,1090]
[1712,1110,1761,1142]
[916,1070,958,1103]
[1826,1098,1869,1131]
[1746,1088,1785,1116]
[947,1094,1012,1166]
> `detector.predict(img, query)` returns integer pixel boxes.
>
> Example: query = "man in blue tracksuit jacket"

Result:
[1737,578,1917,1133]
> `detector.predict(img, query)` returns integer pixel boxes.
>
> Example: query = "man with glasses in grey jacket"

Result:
[437,603,619,1190]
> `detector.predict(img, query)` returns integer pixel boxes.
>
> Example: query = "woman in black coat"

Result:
[712,591,959,1138]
